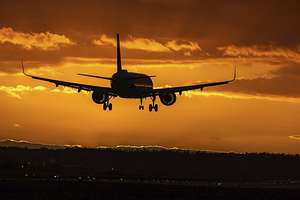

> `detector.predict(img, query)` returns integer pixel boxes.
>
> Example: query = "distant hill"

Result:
[0,139,65,149]
[0,139,200,152]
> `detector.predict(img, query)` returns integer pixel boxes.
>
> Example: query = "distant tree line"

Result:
[0,146,299,181]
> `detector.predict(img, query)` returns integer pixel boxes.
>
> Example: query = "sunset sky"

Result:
[1,0,300,154]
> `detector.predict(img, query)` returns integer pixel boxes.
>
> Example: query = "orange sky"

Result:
[1,0,300,154]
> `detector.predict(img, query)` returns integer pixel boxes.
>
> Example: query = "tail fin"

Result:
[117,34,122,73]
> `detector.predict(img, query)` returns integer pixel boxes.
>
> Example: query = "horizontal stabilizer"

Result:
[77,73,112,80]
[124,75,156,81]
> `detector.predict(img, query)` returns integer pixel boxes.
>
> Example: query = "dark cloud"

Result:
[1,0,300,74]
[211,137,220,140]
[0,61,24,74]
[206,68,300,98]
[235,1,300,48]
[1,0,300,45]
[270,64,300,78]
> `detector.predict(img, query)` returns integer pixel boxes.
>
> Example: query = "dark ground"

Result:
[0,180,299,200]
[1,146,300,181]
[0,147,300,199]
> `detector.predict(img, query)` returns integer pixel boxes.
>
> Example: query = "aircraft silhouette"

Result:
[22,34,236,112]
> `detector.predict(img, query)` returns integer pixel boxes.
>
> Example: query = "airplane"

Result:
[22,34,236,112]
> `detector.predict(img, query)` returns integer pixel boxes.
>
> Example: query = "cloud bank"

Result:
[0,27,76,50]
[0,85,88,99]
[92,34,201,55]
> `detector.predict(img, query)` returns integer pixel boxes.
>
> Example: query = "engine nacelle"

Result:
[159,92,176,106]
[92,91,108,104]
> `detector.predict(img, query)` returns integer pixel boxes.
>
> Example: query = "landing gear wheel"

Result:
[154,104,158,112]
[103,102,112,111]
[149,104,153,112]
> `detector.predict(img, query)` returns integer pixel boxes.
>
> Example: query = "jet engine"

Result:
[92,91,108,104]
[159,92,176,106]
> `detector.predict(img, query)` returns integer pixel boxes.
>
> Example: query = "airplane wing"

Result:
[22,61,114,95]
[145,66,236,96]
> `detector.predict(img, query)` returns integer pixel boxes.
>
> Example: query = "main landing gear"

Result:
[149,96,158,112]
[139,97,158,112]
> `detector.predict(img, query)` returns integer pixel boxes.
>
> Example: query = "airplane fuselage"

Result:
[111,70,153,98]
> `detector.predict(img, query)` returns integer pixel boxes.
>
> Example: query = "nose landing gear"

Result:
[103,102,112,111]
[139,98,144,110]
[103,96,113,111]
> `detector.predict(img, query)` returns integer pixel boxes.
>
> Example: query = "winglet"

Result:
[231,65,236,82]
[22,60,32,77]
[22,60,27,76]
[21,60,25,74]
